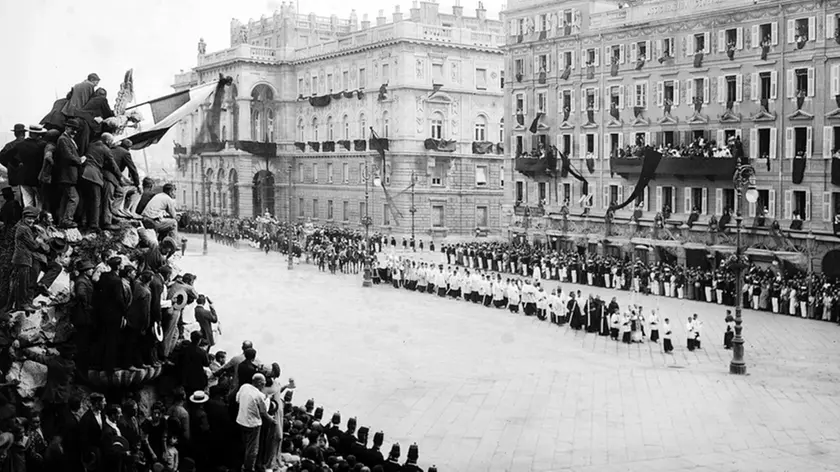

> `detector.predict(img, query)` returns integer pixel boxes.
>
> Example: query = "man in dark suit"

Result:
[100,404,130,472]
[94,257,129,370]
[123,270,152,369]
[337,417,357,457]
[4,125,47,208]
[77,88,114,137]
[62,73,101,155]
[6,206,45,312]
[70,260,96,368]
[79,393,105,469]
[60,396,83,472]
[80,134,120,231]
[236,348,259,389]
[109,139,141,217]
[178,331,210,395]
[54,119,85,229]
[194,295,218,349]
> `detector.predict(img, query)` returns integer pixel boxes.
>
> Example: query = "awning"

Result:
[635,245,652,251]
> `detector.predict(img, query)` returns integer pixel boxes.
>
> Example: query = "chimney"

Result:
[393,5,403,23]
[476,1,486,21]
[453,0,463,17]
[350,9,358,30]
[420,1,439,23]
[376,9,387,26]
[361,13,371,29]
[410,1,421,21]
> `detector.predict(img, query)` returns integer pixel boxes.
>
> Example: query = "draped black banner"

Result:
[609,148,662,212]
[234,141,277,157]
[832,158,840,186]
[586,158,595,173]
[560,150,587,184]
[472,141,494,154]
[529,113,543,133]
[294,142,306,152]
[424,138,456,152]
[792,157,806,184]
[338,140,351,151]
[308,95,332,107]
[308,141,320,152]
[353,139,367,151]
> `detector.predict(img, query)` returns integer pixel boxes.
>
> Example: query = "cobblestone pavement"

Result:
[180,238,840,472]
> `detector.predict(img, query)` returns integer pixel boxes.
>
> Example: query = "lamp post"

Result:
[410,170,416,248]
[287,163,294,270]
[807,229,816,319]
[362,158,374,288]
[730,163,757,375]
[200,153,208,256]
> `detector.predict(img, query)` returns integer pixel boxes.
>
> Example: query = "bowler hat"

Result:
[121,139,133,149]
[49,238,68,253]
[10,124,25,133]
[89,392,105,402]
[76,259,96,272]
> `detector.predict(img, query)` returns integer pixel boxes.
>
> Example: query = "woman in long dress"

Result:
[261,363,292,471]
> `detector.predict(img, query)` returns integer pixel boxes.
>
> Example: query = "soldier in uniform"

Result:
[382,443,401,472]
[402,443,423,472]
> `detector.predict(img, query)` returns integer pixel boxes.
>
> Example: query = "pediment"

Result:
[657,114,679,125]
[750,110,777,122]
[826,108,840,120]
[631,116,650,126]
[788,109,814,121]
[719,111,742,123]
[537,123,550,131]
[558,120,575,130]
[686,112,709,125]
[582,122,599,129]
[513,124,526,131]
[606,118,624,128]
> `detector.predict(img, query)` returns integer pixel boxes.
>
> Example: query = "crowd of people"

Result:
[611,135,746,161]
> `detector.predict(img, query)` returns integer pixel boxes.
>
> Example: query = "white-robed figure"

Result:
[609,310,621,340]
[533,263,541,282]
[788,287,797,315]
[662,318,674,353]
[435,266,447,297]
[648,309,660,342]
[715,278,724,305]
[686,316,696,351]
[692,314,702,349]
[560,263,569,282]
[536,287,549,320]
[507,280,521,313]
[492,277,506,308]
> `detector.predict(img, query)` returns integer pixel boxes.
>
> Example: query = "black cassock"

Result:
[598,301,610,336]
[586,299,600,333]
[568,299,583,330]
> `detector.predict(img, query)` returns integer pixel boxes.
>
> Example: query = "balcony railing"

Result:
[515,154,557,175]
[610,156,737,179]
[589,0,775,30]
[198,44,285,67]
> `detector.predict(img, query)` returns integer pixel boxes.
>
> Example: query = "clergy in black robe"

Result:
[94,257,129,370]
[597,297,610,336]
[567,294,583,330]
[586,296,600,333]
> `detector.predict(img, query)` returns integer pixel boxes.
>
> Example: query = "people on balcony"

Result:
[789,210,804,230]
[687,206,700,228]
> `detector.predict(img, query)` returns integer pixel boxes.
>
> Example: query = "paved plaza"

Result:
[180,237,840,472]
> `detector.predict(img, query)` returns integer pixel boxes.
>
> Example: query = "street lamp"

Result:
[361,159,375,287]
[200,153,208,256]
[730,163,757,375]
[287,163,294,271]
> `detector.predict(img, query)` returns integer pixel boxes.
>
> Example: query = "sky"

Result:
[0,0,504,174]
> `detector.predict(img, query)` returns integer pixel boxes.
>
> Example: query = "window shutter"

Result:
[824,126,833,159]
[769,190,776,218]
[644,82,649,108]
[784,190,792,218]
[618,85,625,109]
[785,127,794,158]
[806,126,813,157]
[806,190,812,220]
[656,81,664,106]
[644,186,650,211]
[673,79,680,105]
[618,185,625,203]
[594,132,600,158]
[604,133,611,157]
[736,74,743,102]
[703,32,710,53]
[787,19,795,43]
[771,70,778,99]
[579,133,585,157]
[718,30,726,52]
[717,76,725,103]
[644,40,651,60]
[630,42,637,62]
[656,186,662,211]
[682,35,688,57]
[786,69,795,98]
[602,184,609,209]
[702,188,708,214]
[581,48,587,66]
[533,56,539,74]
[824,192,833,221]
[644,131,651,146]
[581,88,587,112]
[751,72,759,101]
[687,78,694,102]
[770,127,778,159]
[832,65,840,96]
[807,67,815,97]
[749,196,757,217]
[715,189,723,215]
[618,131,624,149]
[595,47,600,67]
[750,128,758,159]
[684,187,692,214]
[571,50,575,69]
[619,43,626,63]
[828,14,836,39]
[737,27,744,49]
[570,89,576,111]
[703,77,710,104]
[771,21,779,45]
[594,88,600,111]
[751,24,760,48]
[717,129,725,146]
[808,17,816,42]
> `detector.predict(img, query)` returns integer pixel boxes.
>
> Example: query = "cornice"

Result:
[293,38,503,65]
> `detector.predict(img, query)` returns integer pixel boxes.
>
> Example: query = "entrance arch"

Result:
[252,170,275,216]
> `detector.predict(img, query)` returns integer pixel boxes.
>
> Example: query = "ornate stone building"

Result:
[172,1,507,238]
[502,0,840,272]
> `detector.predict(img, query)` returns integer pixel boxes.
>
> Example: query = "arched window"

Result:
[327,116,334,141]
[266,109,275,142]
[343,115,349,140]
[430,112,444,139]
[383,112,390,138]
[474,115,487,141]
[359,113,366,139]
[297,118,305,142]
[312,117,319,141]
[222,125,227,141]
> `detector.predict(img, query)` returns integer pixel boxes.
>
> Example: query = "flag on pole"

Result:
[124,80,222,150]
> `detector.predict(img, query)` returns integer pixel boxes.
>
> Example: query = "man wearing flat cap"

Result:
[5,206,46,312]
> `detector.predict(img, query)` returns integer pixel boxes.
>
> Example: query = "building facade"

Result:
[171,1,507,238]
[502,0,840,272]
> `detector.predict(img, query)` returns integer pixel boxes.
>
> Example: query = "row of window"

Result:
[512,68,822,115]
[297,113,504,142]
[293,199,488,228]
[515,126,838,159]
[515,181,836,221]
[295,162,505,188]
[512,16,836,73]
